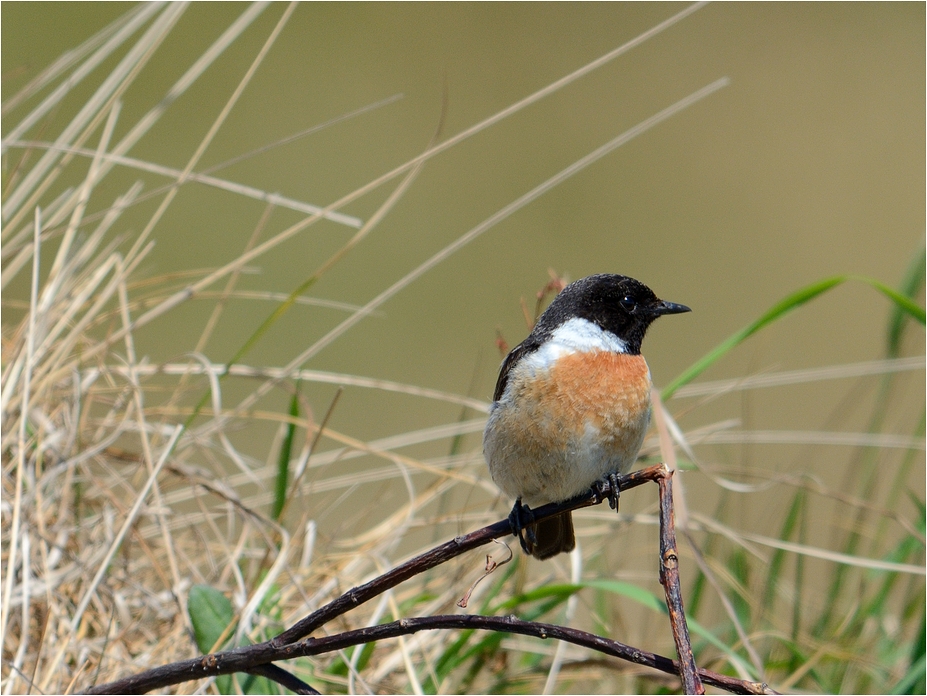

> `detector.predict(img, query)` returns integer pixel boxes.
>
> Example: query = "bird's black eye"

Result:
[619,295,636,312]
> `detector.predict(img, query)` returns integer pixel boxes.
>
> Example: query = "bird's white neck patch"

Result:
[525,317,628,370]
[549,317,628,353]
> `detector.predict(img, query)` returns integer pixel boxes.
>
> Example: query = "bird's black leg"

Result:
[508,498,536,553]
[592,472,621,511]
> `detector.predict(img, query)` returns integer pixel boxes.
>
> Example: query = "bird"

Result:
[483,273,690,560]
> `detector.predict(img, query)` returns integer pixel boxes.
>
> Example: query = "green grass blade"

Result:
[504,579,759,679]
[663,273,925,399]
[892,643,926,695]
[663,276,846,399]
[762,490,805,622]
[852,274,926,326]
[586,579,758,678]
[885,247,926,356]
[425,563,520,693]
[272,384,300,521]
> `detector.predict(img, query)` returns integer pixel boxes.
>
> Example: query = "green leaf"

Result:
[188,584,236,654]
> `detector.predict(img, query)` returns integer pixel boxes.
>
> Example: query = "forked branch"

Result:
[85,465,776,695]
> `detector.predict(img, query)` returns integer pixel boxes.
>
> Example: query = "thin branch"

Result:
[275,464,661,646]
[84,465,776,695]
[85,614,775,695]
[246,663,319,695]
[658,471,703,694]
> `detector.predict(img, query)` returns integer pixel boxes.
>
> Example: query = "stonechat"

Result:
[484,274,690,559]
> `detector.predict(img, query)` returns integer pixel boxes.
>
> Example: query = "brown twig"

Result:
[457,539,514,608]
[84,465,775,695]
[657,468,703,694]
[274,464,661,646]
[86,614,776,695]
[246,663,318,694]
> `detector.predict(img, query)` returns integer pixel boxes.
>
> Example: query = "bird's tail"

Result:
[526,511,575,560]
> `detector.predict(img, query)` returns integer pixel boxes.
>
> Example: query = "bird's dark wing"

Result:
[492,338,539,402]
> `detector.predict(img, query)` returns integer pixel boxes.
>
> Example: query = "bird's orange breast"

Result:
[510,351,652,438]
[485,349,653,498]
[485,350,653,505]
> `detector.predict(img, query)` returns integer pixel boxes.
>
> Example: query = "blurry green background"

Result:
[4,3,922,398]
[4,0,924,567]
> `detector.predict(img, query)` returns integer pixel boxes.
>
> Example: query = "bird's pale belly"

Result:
[484,351,652,508]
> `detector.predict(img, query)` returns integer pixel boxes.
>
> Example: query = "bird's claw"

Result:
[508,499,536,553]
[593,472,621,511]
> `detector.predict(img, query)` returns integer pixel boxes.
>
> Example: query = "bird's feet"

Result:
[508,499,537,554]
[592,472,621,511]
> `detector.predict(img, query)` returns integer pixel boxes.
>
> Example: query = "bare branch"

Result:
[246,663,318,695]
[658,471,703,694]
[85,614,775,695]
[84,465,776,696]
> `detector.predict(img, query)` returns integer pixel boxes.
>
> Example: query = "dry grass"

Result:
[2,4,923,695]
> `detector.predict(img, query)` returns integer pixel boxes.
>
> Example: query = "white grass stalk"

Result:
[12,94,405,230]
[4,3,187,223]
[41,100,120,312]
[234,525,290,646]
[0,3,162,137]
[116,264,190,634]
[692,514,927,576]
[304,1,711,216]
[1,187,73,268]
[25,254,121,398]
[347,595,384,694]
[6,529,30,694]
[93,361,489,411]
[701,430,925,450]
[124,2,296,265]
[387,590,425,696]
[95,2,270,181]
[0,209,42,646]
[2,2,272,245]
[66,181,145,282]
[0,142,363,227]
[543,542,583,694]
[673,356,926,398]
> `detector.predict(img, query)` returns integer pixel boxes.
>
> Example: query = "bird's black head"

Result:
[533,274,690,355]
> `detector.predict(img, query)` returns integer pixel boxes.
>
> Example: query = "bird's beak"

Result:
[652,300,691,316]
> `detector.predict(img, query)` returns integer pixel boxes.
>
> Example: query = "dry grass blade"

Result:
[198,77,729,447]
[35,3,710,379]
[0,3,161,136]
[672,356,925,398]
[4,3,187,225]
[39,426,183,687]
[123,2,297,266]
[1,140,364,228]
[0,209,43,653]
